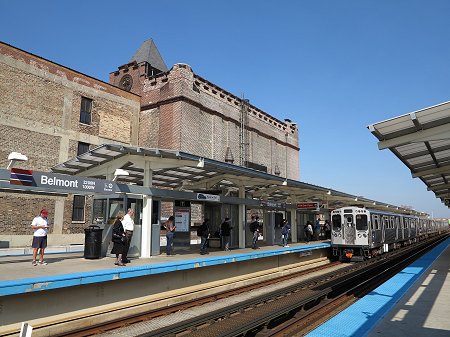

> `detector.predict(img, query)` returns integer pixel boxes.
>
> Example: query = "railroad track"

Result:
[56,259,343,337]
[50,234,448,337]
[89,234,447,337]
[174,234,449,337]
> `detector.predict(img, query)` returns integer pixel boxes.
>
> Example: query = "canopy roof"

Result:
[368,100,450,208]
[51,144,421,214]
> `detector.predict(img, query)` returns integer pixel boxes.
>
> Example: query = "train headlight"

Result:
[363,233,367,238]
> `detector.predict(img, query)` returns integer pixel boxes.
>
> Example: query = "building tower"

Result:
[109,39,168,96]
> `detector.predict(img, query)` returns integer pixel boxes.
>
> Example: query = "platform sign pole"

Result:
[141,161,153,258]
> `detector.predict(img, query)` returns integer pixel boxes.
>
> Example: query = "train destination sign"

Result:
[10,168,119,194]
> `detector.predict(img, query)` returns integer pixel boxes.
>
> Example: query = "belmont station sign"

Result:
[10,168,118,194]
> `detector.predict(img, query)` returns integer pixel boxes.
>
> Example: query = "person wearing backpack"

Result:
[199,218,210,255]
[304,221,313,243]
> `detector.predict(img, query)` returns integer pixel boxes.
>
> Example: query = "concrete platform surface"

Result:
[0,241,330,296]
[306,237,450,337]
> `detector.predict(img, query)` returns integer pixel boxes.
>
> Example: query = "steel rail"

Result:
[143,234,448,337]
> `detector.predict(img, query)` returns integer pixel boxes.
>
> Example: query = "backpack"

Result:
[196,226,203,237]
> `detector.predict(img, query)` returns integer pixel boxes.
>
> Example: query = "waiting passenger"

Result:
[122,208,134,263]
[249,215,260,249]
[324,220,331,240]
[220,217,232,251]
[31,209,50,266]
[281,219,291,247]
[199,218,210,255]
[111,211,126,266]
[304,221,313,243]
[164,216,176,256]
[314,218,321,241]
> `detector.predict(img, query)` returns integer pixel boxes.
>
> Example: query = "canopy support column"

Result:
[290,210,297,242]
[238,183,246,248]
[141,161,153,258]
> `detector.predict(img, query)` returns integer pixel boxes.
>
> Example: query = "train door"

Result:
[399,217,404,241]
[404,217,410,239]
[395,216,400,241]
[382,216,389,243]
[384,216,395,243]
[410,218,417,239]
[343,212,356,245]
[371,214,382,245]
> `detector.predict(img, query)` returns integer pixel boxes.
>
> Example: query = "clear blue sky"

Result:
[2,1,450,217]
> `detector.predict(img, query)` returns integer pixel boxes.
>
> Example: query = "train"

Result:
[330,206,448,261]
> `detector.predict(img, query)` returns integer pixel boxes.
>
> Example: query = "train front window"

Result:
[356,214,368,230]
[332,214,342,230]
[345,215,353,224]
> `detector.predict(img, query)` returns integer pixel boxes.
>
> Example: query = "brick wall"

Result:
[138,64,300,179]
[0,42,140,236]
[0,193,56,235]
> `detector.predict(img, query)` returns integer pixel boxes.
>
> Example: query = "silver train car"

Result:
[331,206,448,261]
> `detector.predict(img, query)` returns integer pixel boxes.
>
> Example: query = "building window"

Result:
[72,195,85,222]
[77,142,90,155]
[80,97,92,125]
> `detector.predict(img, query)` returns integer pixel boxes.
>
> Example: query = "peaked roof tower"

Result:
[129,39,168,72]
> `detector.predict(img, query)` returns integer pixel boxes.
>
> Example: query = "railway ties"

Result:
[63,234,448,337]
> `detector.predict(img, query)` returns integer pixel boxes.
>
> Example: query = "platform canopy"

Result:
[368,100,450,208]
[50,144,419,214]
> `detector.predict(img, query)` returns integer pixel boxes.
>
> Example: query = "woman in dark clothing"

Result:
[111,211,126,266]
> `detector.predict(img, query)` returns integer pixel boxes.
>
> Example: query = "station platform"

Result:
[307,237,450,337]
[0,241,330,296]
[0,240,332,336]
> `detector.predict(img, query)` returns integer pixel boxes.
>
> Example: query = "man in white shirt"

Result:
[31,209,49,266]
[122,208,134,263]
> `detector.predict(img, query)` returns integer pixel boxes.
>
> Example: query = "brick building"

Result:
[0,39,299,246]
[0,41,141,246]
[110,40,300,179]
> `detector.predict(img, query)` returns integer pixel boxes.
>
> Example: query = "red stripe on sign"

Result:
[10,179,33,186]
[11,168,33,175]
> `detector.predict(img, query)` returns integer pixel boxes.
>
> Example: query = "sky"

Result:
[1,1,450,217]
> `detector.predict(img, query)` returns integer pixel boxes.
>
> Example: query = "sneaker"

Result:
[39,261,48,265]
[32,260,37,266]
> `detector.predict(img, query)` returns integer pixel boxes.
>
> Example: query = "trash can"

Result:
[84,225,103,259]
